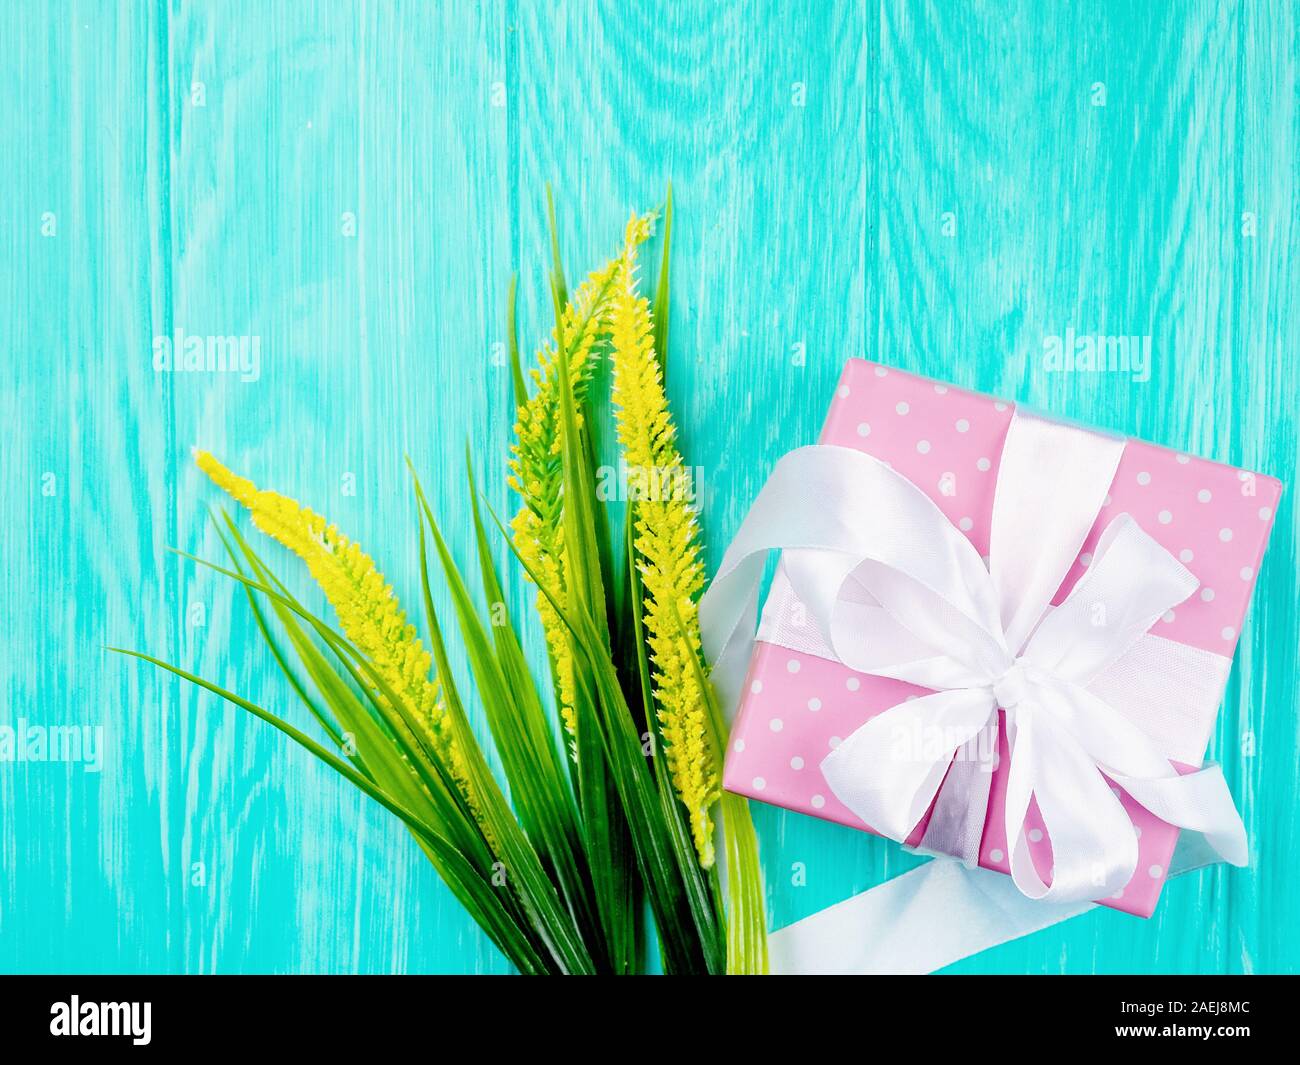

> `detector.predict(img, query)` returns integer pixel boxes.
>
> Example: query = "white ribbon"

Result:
[700,409,1247,966]
[765,830,1226,975]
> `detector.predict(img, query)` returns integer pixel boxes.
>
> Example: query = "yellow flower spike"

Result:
[607,218,720,867]
[507,217,655,743]
[193,450,482,826]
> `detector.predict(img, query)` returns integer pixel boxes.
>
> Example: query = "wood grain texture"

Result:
[0,0,1295,974]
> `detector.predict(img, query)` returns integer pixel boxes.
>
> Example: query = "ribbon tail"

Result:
[1112,765,1249,867]
[1007,706,1139,902]
[768,833,1232,975]
[769,858,1094,974]
[1038,683,1248,870]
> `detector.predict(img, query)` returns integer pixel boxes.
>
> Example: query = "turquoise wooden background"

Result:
[2,0,1296,974]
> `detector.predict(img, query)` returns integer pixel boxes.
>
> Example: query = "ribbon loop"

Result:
[821,688,997,842]
[988,412,1125,653]
[1021,515,1199,684]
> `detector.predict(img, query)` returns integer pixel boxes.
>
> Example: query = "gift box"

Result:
[720,358,1281,917]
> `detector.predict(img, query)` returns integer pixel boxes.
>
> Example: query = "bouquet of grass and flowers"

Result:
[116,192,768,975]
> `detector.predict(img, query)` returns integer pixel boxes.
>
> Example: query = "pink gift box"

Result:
[723,358,1282,917]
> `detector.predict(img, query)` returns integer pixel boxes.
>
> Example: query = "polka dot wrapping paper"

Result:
[723,358,1282,918]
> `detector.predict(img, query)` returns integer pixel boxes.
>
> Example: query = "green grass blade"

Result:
[460,457,632,969]
[678,610,770,975]
[409,466,606,970]
[488,505,719,973]
[209,511,345,752]
[548,269,658,972]
[211,515,488,904]
[719,792,768,975]
[552,270,611,640]
[652,182,672,380]
[167,544,496,867]
[397,485,595,975]
[110,647,552,974]
[569,688,641,974]
[212,513,438,824]
[544,184,568,309]
[570,613,719,973]
[507,272,527,412]
[216,514,477,853]
[462,452,571,792]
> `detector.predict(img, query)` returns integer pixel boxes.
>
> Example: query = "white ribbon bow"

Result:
[701,409,1247,906]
